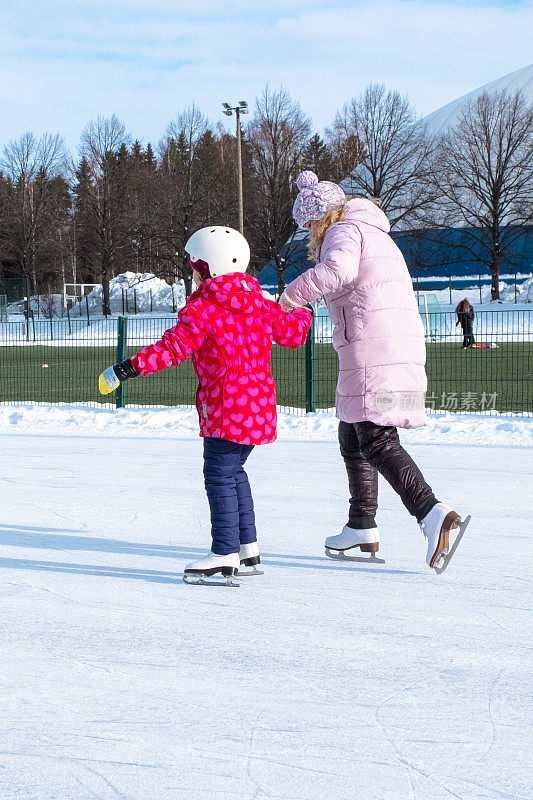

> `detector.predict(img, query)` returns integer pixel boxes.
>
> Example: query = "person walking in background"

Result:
[455,298,475,348]
[280,171,469,573]
[99,226,312,585]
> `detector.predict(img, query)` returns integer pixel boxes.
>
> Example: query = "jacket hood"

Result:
[194,272,263,314]
[343,198,391,233]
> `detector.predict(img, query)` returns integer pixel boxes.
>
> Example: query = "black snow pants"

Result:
[457,310,475,347]
[461,322,475,348]
[338,421,439,528]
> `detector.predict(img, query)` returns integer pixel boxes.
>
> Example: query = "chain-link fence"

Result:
[0,310,531,416]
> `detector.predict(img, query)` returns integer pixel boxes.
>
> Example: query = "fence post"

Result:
[134,288,137,316]
[49,308,54,341]
[515,273,517,304]
[67,305,72,336]
[478,274,482,305]
[85,294,90,326]
[172,286,176,313]
[150,289,153,313]
[305,313,316,413]
[122,288,125,315]
[116,315,128,409]
[449,276,452,305]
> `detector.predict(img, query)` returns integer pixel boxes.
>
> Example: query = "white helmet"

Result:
[185,226,250,279]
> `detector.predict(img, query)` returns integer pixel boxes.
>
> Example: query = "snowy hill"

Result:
[422,63,533,134]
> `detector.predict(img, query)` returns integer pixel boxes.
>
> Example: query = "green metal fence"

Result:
[0,310,531,416]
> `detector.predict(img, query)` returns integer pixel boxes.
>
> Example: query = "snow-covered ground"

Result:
[417,274,533,311]
[0,407,531,799]
[0,315,182,347]
[0,403,532,447]
[2,301,532,345]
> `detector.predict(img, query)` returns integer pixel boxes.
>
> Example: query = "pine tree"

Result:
[303,134,334,179]
[72,157,96,284]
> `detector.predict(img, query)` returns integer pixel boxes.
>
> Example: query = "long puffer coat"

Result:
[283,199,427,428]
[131,273,312,445]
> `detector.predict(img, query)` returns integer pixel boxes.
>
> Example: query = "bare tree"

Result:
[246,87,311,294]
[325,123,366,183]
[158,105,223,294]
[1,132,67,293]
[430,89,533,300]
[78,115,131,313]
[330,84,435,227]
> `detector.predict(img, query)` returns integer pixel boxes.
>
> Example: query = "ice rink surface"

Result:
[0,424,531,799]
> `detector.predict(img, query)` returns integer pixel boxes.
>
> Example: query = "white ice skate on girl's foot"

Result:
[238,542,264,576]
[420,503,471,574]
[183,552,240,586]
[325,526,385,564]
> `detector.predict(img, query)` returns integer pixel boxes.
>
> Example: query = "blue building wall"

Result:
[256,227,533,292]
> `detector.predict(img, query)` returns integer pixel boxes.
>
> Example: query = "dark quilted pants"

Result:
[203,437,256,555]
[338,421,438,527]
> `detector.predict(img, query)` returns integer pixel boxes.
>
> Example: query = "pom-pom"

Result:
[296,171,319,190]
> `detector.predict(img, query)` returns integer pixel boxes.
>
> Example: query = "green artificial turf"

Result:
[0,342,531,414]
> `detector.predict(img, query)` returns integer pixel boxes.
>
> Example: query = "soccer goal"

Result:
[417,292,450,341]
[63,283,101,312]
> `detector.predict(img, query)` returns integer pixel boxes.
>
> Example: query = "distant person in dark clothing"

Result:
[455,298,475,348]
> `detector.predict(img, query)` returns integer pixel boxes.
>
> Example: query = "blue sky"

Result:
[0,0,531,152]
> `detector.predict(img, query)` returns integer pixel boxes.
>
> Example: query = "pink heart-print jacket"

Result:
[131,273,312,444]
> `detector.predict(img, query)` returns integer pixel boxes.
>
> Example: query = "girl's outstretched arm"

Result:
[99,300,208,394]
[131,300,208,375]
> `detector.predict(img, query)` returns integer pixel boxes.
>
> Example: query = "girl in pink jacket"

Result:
[280,172,469,573]
[100,226,312,585]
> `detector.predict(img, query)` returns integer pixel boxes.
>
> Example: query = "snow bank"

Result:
[0,403,531,447]
[424,275,533,311]
[6,273,187,320]
[70,272,186,317]
[501,275,533,304]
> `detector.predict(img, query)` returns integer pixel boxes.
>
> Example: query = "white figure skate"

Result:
[325,526,385,564]
[420,503,471,574]
[238,542,264,576]
[183,552,240,586]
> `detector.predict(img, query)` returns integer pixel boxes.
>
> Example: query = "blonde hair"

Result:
[307,201,346,261]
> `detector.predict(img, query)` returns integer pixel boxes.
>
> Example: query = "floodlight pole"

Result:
[236,110,244,235]
[222,102,248,234]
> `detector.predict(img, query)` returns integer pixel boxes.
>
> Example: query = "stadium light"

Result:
[222,102,249,235]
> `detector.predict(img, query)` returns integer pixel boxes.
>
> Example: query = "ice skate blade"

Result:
[237,566,265,577]
[183,574,240,587]
[325,548,386,565]
[433,515,471,575]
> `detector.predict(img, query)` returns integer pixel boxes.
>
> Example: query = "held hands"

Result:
[98,359,139,395]
[279,291,300,312]
[279,292,313,315]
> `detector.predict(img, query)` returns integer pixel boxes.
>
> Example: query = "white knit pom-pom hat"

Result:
[292,170,346,227]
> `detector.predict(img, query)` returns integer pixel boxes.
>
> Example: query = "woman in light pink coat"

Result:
[280,172,468,572]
